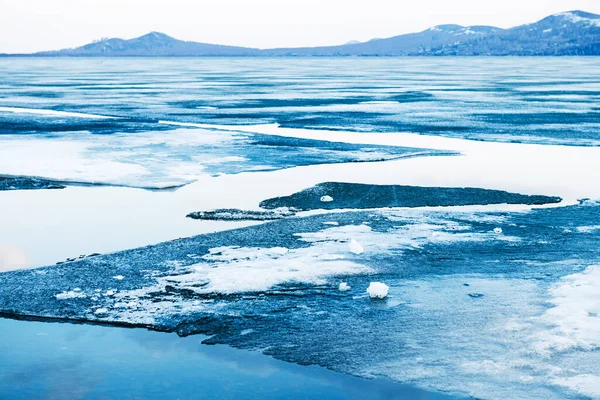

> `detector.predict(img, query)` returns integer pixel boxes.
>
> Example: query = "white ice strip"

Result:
[576,225,600,233]
[163,122,600,203]
[0,106,116,119]
[297,220,518,254]
[0,128,242,187]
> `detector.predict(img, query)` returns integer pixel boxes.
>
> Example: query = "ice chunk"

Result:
[94,308,108,315]
[348,239,364,255]
[367,282,389,299]
[320,195,334,203]
[339,282,351,292]
[493,227,503,234]
[576,225,600,233]
[113,275,124,280]
[55,290,87,300]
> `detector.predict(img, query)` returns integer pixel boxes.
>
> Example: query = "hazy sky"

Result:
[1,0,599,53]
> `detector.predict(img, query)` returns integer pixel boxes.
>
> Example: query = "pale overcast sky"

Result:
[1,0,599,53]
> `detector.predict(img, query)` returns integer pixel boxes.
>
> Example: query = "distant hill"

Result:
[263,25,502,56]
[36,32,260,56]
[11,10,600,57]
[430,11,600,55]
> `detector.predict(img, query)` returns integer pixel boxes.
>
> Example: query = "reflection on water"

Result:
[0,318,454,400]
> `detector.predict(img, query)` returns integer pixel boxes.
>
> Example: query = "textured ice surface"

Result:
[187,208,297,221]
[0,176,66,191]
[2,203,600,399]
[2,58,599,146]
[260,182,562,211]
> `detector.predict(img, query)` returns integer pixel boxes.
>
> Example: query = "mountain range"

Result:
[12,10,600,56]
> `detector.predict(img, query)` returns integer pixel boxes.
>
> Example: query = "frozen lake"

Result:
[1,57,599,399]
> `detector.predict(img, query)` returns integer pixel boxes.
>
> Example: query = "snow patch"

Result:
[533,266,600,354]
[553,374,600,398]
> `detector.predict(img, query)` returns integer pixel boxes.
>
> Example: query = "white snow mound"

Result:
[320,195,334,203]
[339,282,351,292]
[367,282,389,299]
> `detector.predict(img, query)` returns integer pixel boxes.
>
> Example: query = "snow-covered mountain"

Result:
[432,11,600,55]
[36,32,260,56]
[22,10,600,56]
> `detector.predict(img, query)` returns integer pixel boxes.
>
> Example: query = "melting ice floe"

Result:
[108,217,518,309]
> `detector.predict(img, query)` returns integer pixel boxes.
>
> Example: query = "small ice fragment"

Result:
[323,221,339,226]
[320,195,334,203]
[241,329,254,336]
[493,227,503,234]
[113,275,124,280]
[339,282,351,292]
[104,290,115,296]
[94,308,108,315]
[348,239,364,255]
[55,290,87,300]
[367,282,389,299]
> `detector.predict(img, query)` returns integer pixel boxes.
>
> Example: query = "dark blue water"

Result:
[0,318,453,400]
